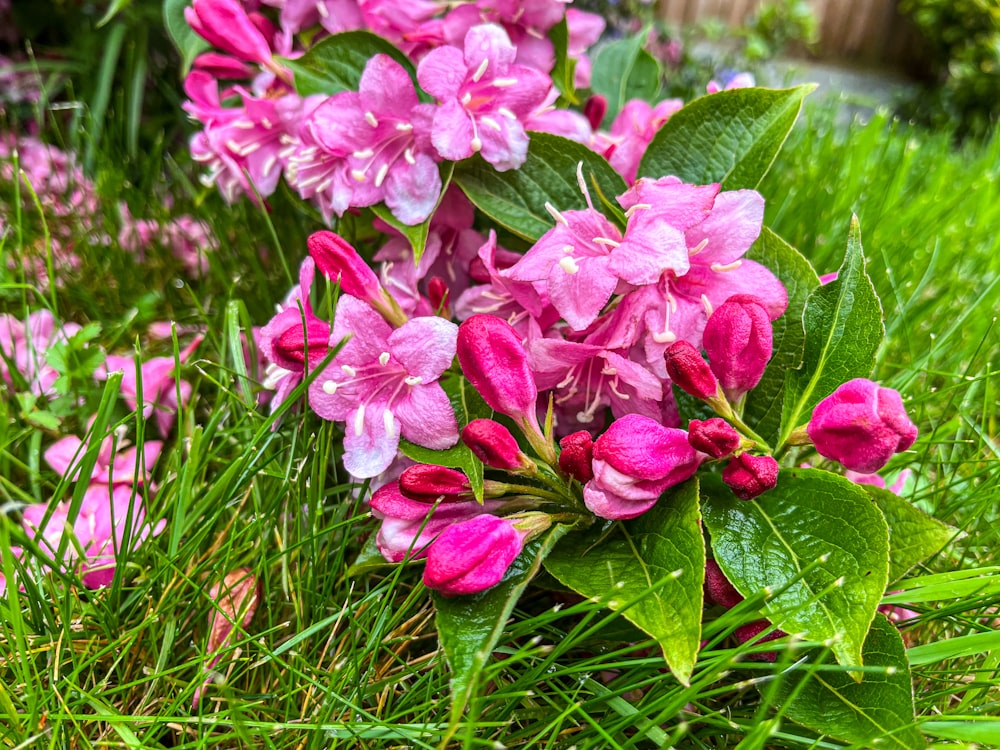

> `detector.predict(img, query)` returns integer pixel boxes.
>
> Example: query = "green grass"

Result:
[1,87,999,749]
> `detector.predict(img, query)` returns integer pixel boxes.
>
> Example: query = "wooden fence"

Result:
[658,0,925,67]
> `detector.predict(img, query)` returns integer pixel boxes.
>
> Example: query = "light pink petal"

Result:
[342,401,402,479]
[359,54,420,114]
[478,116,529,172]
[394,384,459,450]
[547,256,618,331]
[431,100,476,162]
[463,23,517,74]
[384,151,442,226]
[686,190,765,265]
[416,45,467,100]
[388,317,458,380]
[611,219,689,286]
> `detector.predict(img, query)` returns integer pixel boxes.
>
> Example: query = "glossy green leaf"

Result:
[453,133,627,242]
[282,31,416,97]
[549,16,578,105]
[637,85,813,189]
[544,479,704,684]
[589,36,661,121]
[775,615,924,749]
[864,485,957,583]
[779,216,884,447]
[742,227,820,446]
[702,469,889,671]
[163,0,208,74]
[435,524,571,722]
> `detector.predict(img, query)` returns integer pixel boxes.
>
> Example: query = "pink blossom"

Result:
[462,419,528,471]
[45,432,163,488]
[185,0,276,67]
[417,24,552,170]
[595,99,683,183]
[687,418,741,459]
[722,453,779,500]
[423,513,529,596]
[309,296,458,478]
[702,294,773,402]
[0,309,82,396]
[583,414,701,520]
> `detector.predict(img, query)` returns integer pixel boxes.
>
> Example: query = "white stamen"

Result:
[316,1,329,18]
[341,365,357,377]
[689,238,709,256]
[461,92,473,106]
[592,237,620,247]
[395,122,413,132]
[652,330,677,344]
[711,260,743,273]
[404,375,423,386]
[492,77,518,87]
[601,367,618,376]
[354,405,366,436]
[497,107,516,120]
[472,58,490,83]
[353,148,375,159]
[378,352,391,366]
[562,244,575,254]
[351,169,367,182]
[375,163,390,187]
[470,135,482,152]
[576,162,594,210]
[701,294,714,317]
[623,203,651,219]
[481,116,502,131]
[383,409,395,435]
[322,380,338,395]
[545,202,568,226]
[364,111,378,128]
[403,148,416,165]
[261,155,277,178]
[261,118,273,130]
[558,256,579,274]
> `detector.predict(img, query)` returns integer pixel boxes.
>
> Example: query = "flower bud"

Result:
[185,0,274,66]
[457,315,538,426]
[722,453,779,500]
[806,378,918,474]
[702,295,773,402]
[664,340,719,401]
[193,52,255,79]
[687,418,741,458]
[583,94,608,130]
[734,620,785,662]
[271,317,331,370]
[427,276,451,318]
[399,465,470,501]
[307,230,383,303]
[423,514,527,597]
[462,419,527,471]
[704,560,743,609]
[558,430,594,482]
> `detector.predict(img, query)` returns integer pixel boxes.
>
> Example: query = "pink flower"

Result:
[807,379,918,474]
[462,419,528,471]
[596,98,683,183]
[702,294,773,402]
[185,0,275,66]
[45,432,163,488]
[307,230,382,303]
[309,296,458,478]
[0,309,81,396]
[423,514,529,596]
[583,414,701,520]
[558,430,594,482]
[687,418,741,459]
[417,24,552,171]
[722,453,779,500]
[664,341,720,402]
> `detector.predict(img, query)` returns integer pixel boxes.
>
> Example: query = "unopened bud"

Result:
[687,418,740,459]
[399,465,470,501]
[583,94,608,130]
[307,230,382,303]
[702,295,773,403]
[704,559,743,609]
[734,619,785,662]
[423,514,528,597]
[664,340,719,401]
[722,453,779,500]
[427,277,451,317]
[457,315,538,427]
[271,317,330,370]
[558,430,594,482]
[185,0,274,66]
[462,419,529,471]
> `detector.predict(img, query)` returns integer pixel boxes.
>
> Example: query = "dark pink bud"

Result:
[427,276,450,317]
[247,12,277,47]
[734,620,785,662]
[462,419,525,471]
[688,418,741,458]
[559,430,594,482]
[819,271,838,285]
[457,315,538,426]
[423,514,527,597]
[702,295,773,402]
[271,317,330,370]
[193,52,255,79]
[185,0,274,65]
[307,230,382,303]
[722,453,779,500]
[583,94,608,130]
[664,340,719,401]
[704,559,743,609]
[399,465,470,501]
[807,378,918,474]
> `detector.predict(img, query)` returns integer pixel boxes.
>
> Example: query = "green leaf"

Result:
[435,523,571,722]
[779,216,884,448]
[908,629,1000,666]
[281,31,416,97]
[864,485,957,583]
[742,227,820,445]
[774,615,924,749]
[163,0,208,75]
[549,16,578,105]
[398,440,484,502]
[369,163,454,260]
[702,469,888,671]
[921,720,1000,744]
[453,132,627,242]
[589,36,661,122]
[347,535,394,577]
[544,479,704,684]
[883,570,1000,604]
[637,85,814,190]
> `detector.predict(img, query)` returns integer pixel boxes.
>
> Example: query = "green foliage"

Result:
[589,34,662,122]
[280,31,417,98]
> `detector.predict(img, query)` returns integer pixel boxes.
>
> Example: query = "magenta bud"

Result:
[185,0,274,66]
[457,315,538,426]
[807,378,918,473]
[688,418,741,458]
[423,514,527,597]
[307,230,383,303]
[722,453,779,500]
[462,419,525,471]
[271,317,330,370]
[583,94,608,130]
[734,620,785,662]
[192,52,255,79]
[702,295,773,402]
[664,340,719,401]
[399,465,470,501]
[704,559,743,609]
[558,430,594,482]
[427,276,450,317]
